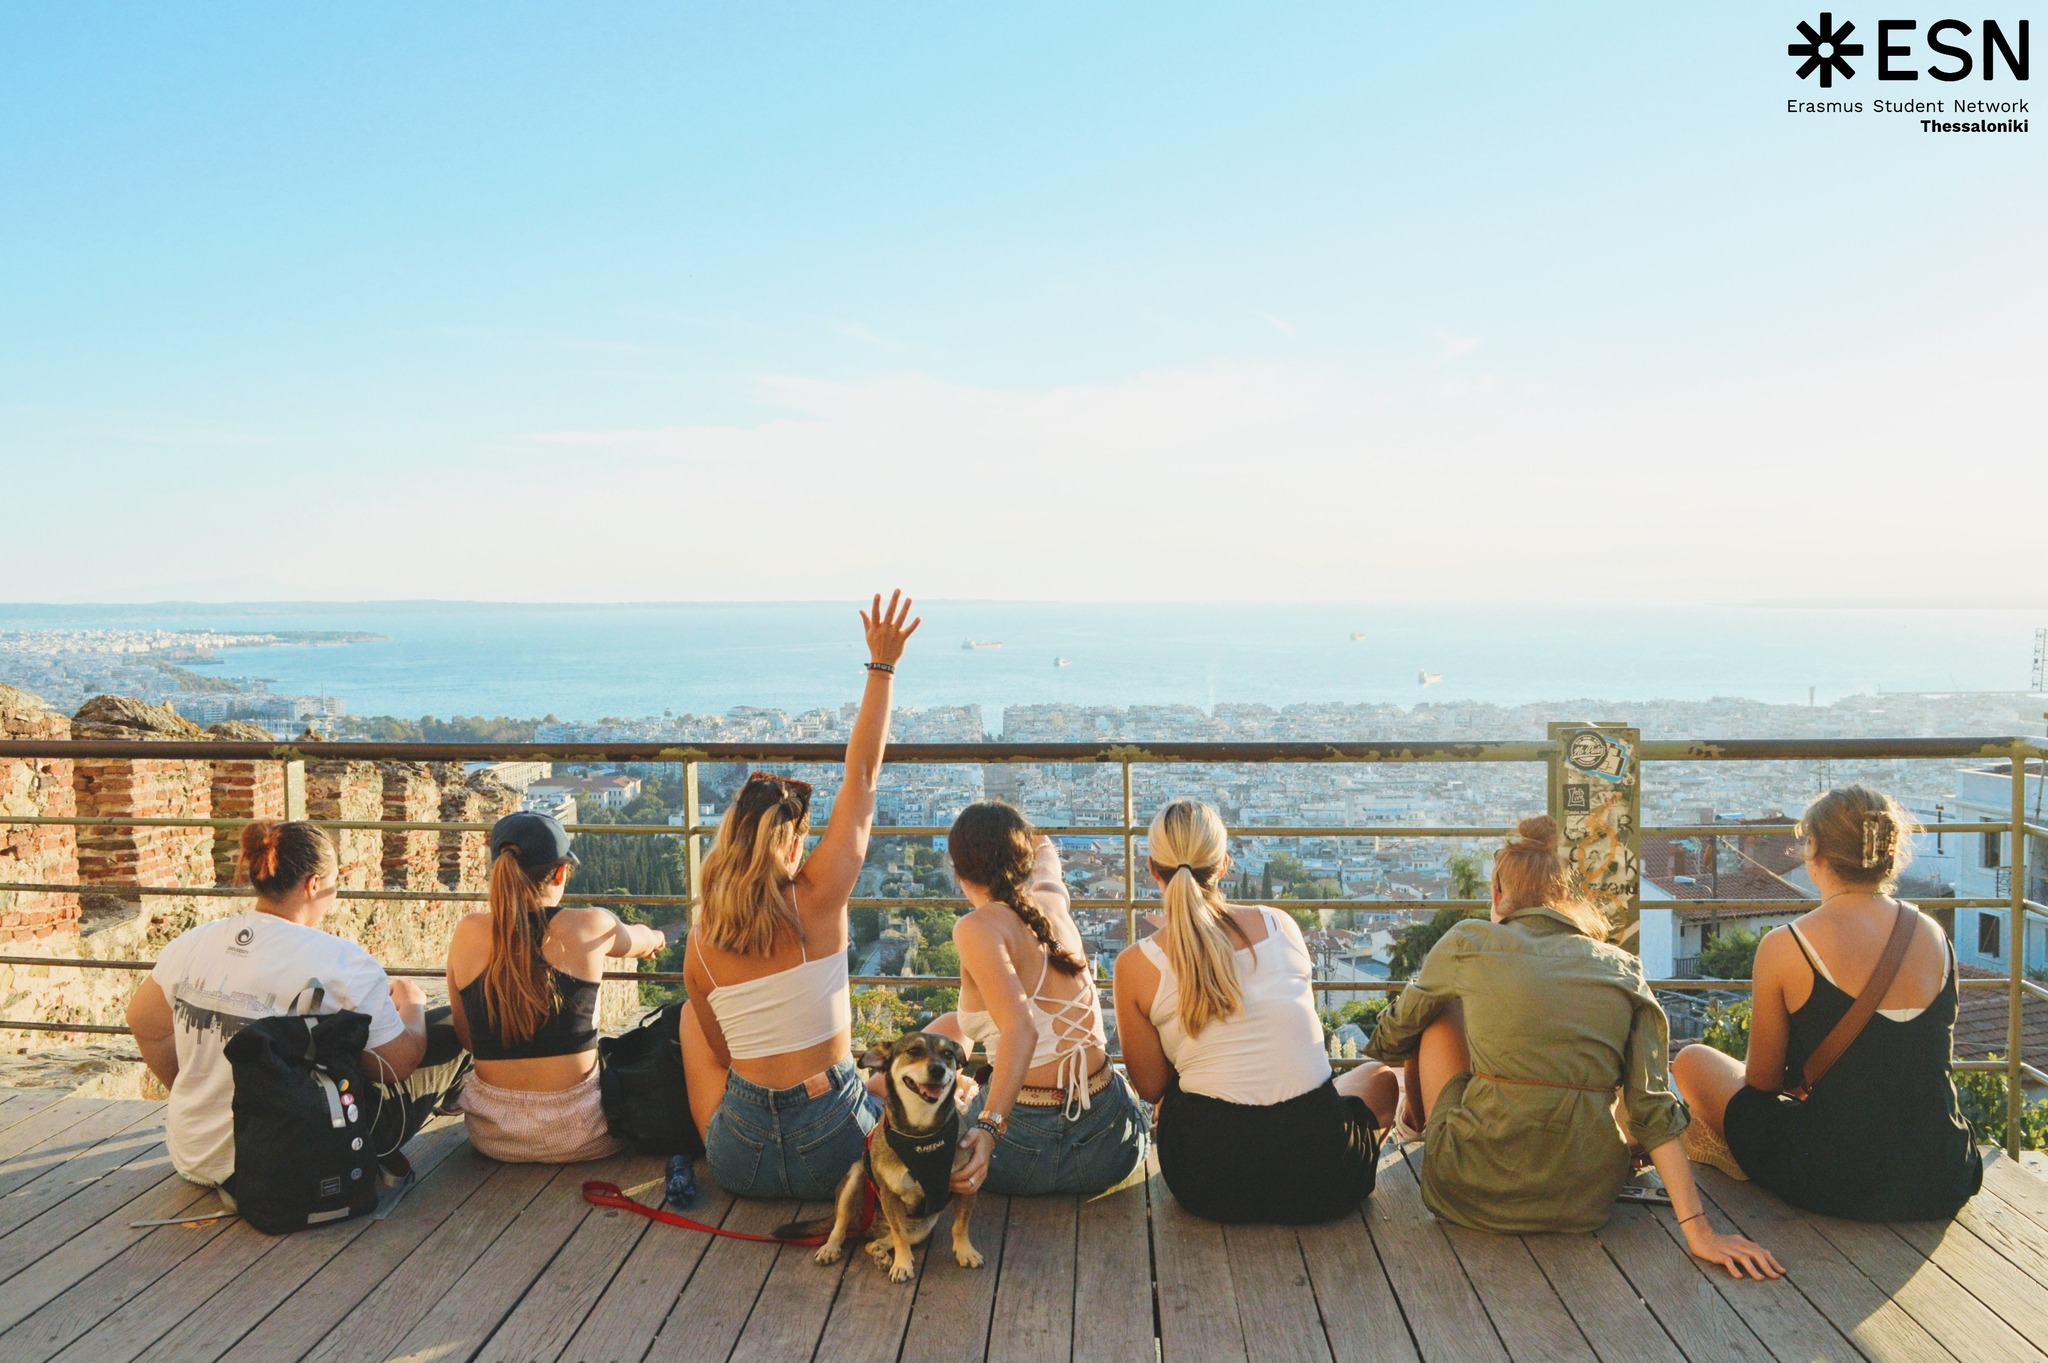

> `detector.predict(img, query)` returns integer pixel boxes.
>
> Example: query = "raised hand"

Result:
[860,590,921,668]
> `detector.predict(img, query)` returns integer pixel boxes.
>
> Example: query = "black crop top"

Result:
[457,911,602,1061]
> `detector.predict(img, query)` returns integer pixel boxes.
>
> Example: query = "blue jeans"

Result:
[704,1061,881,1201]
[966,1069,1148,1196]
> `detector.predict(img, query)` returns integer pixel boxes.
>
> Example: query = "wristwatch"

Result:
[975,1111,1008,1138]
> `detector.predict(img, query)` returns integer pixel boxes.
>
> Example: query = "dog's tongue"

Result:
[908,1078,945,1101]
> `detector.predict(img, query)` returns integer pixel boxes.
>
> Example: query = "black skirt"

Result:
[1154,1077,1379,1225]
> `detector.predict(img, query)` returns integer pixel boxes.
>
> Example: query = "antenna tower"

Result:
[2032,628,2046,693]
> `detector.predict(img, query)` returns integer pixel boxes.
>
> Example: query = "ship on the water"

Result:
[961,639,1003,651]
[1350,632,1368,642]
[1054,656,1071,668]
[1418,670,1442,686]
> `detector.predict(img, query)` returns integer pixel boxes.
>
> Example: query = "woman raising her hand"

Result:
[680,592,920,1199]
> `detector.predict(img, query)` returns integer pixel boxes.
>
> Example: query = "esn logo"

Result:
[1790,13,2029,85]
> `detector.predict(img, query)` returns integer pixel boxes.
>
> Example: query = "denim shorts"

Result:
[965,1068,1148,1197]
[704,1060,881,1201]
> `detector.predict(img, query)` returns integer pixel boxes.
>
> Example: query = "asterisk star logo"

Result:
[1790,13,1864,87]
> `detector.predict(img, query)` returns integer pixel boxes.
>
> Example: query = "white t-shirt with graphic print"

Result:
[150,910,405,1185]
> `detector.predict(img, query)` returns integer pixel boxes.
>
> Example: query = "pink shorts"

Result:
[460,1067,621,1164]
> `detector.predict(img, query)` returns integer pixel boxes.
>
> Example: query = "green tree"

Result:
[1698,1000,1751,1058]
[1954,1058,2048,1152]
[1387,908,1483,978]
[1447,853,1487,902]
[851,987,919,1052]
[1698,928,1763,980]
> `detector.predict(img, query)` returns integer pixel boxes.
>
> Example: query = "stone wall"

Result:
[2,695,642,1052]
[205,720,287,885]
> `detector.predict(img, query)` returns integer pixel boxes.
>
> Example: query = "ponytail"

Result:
[237,820,336,901]
[948,801,1086,976]
[1149,801,1243,1035]
[480,847,560,1046]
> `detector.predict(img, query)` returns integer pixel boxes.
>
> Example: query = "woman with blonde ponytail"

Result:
[1115,801,1391,1223]
[680,592,920,1199]
[1366,816,1783,1278]
[935,799,1147,1197]
[446,811,665,1162]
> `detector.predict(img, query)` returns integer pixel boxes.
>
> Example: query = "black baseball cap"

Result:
[489,811,578,874]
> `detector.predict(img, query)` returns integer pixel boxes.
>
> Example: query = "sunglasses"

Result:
[737,772,813,820]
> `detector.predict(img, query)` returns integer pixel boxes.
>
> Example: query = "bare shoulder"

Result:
[449,912,493,947]
[1114,940,1157,979]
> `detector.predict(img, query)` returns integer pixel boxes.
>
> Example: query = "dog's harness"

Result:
[868,1108,960,1218]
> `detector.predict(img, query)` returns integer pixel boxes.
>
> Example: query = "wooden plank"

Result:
[638,1194,802,1363]
[0,1093,65,1137]
[376,1154,640,1363]
[1937,1182,2048,1290]
[215,1141,507,1363]
[809,1211,923,1363]
[0,1137,177,1288]
[1520,1232,1685,1363]
[556,1175,739,1363]
[1692,1169,1954,1363]
[986,1194,1079,1363]
[1073,1178,1153,1363]
[1223,1224,1330,1363]
[1849,1215,2048,1358]
[1151,1173,1246,1363]
[1366,1151,1507,1363]
[0,1105,163,1241]
[1978,1153,2048,1235]
[1438,1226,1594,1363]
[294,1157,562,1363]
[42,1217,285,1363]
[0,1100,111,1184]
[1296,1207,1420,1363]
[898,1196,1009,1363]
[724,1199,853,1363]
[1590,1204,1792,1363]
[129,1120,473,1363]
[471,1154,666,1363]
[0,1171,209,1336]
[0,1204,236,1363]
[1799,1210,2034,1363]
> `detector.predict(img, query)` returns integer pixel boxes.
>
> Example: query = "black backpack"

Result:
[223,1009,390,1234]
[597,1001,703,1159]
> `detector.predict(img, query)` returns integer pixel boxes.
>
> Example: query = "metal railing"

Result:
[0,732,2042,1152]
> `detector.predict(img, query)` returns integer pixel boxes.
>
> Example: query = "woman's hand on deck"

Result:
[1683,1221,1784,1280]
[950,1126,994,1194]
[861,591,920,667]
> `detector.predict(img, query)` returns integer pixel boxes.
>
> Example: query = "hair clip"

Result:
[1861,812,1889,868]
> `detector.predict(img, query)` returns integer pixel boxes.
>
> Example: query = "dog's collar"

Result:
[872,1107,960,1217]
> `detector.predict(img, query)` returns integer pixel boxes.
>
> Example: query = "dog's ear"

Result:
[858,1044,890,1073]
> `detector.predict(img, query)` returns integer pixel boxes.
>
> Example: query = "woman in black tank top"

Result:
[1673,787,1982,1221]
[446,811,665,1163]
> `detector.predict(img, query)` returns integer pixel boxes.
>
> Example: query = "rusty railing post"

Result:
[1122,759,1137,955]
[683,758,702,933]
[2009,740,2027,1156]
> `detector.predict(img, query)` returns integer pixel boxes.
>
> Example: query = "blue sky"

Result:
[2,4,2040,603]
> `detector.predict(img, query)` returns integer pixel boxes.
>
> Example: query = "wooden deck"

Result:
[1,1087,2045,1363]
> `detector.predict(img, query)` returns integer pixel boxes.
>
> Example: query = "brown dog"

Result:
[803,1031,981,1282]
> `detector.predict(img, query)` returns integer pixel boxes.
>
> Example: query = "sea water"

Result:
[0,601,2038,724]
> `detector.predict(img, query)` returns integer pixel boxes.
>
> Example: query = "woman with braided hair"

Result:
[1672,786,1982,1221]
[936,800,1147,1197]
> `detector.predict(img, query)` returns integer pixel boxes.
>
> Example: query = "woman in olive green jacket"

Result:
[1366,817,1782,1279]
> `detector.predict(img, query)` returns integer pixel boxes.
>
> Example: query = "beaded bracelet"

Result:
[866,661,895,675]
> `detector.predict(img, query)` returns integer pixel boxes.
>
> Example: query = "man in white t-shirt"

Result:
[127,821,469,1188]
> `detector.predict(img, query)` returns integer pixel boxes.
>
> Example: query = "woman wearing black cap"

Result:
[446,809,666,1162]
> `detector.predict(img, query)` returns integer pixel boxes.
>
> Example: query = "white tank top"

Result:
[1139,906,1332,1107]
[696,896,850,1061]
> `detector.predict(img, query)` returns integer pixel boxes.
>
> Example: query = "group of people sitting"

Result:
[126,592,1985,1278]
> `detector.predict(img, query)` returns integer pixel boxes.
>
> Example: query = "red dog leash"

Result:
[581,1176,879,1247]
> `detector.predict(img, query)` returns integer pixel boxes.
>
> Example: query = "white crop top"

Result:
[957,840,1108,1118]
[1139,906,1333,1107]
[697,900,851,1061]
